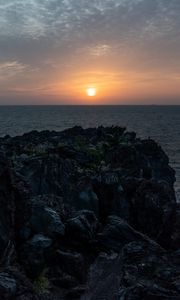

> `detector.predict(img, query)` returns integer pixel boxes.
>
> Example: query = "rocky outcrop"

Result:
[0,126,179,299]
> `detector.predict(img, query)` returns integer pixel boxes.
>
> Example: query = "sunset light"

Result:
[86,87,97,97]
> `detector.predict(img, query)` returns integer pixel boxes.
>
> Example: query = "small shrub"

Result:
[34,269,49,295]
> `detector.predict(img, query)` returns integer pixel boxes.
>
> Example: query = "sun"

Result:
[86,87,97,97]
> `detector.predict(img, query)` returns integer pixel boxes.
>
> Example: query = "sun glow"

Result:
[86,87,97,97]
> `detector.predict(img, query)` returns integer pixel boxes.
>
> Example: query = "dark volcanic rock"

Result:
[66,210,100,243]
[73,184,99,216]
[29,201,65,239]
[118,284,180,300]
[136,139,176,187]
[82,240,179,300]
[0,272,17,299]
[0,126,179,299]
[131,179,176,247]
[81,252,122,300]
[0,153,15,257]
[55,250,85,281]
[93,171,130,223]
[98,216,160,252]
[20,234,53,277]
[170,204,180,249]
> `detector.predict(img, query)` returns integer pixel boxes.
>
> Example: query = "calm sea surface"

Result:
[0,105,179,200]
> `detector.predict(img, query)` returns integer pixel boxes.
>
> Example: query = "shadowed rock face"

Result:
[0,126,179,299]
[0,153,13,257]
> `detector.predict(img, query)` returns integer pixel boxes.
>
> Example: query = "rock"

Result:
[68,178,99,215]
[0,272,17,299]
[136,139,176,187]
[120,177,142,198]
[82,240,179,300]
[81,252,122,300]
[121,240,165,288]
[30,201,65,239]
[98,216,160,252]
[66,210,100,243]
[123,131,136,142]
[17,155,75,197]
[93,172,130,223]
[20,234,52,277]
[66,285,86,299]
[105,144,141,177]
[55,250,85,281]
[131,179,176,242]
[52,273,78,289]
[76,186,99,216]
[122,240,164,265]
[19,226,31,241]
[0,153,14,257]
[118,284,180,300]
[118,240,180,300]
[170,204,180,249]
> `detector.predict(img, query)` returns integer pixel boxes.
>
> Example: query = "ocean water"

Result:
[0,105,179,201]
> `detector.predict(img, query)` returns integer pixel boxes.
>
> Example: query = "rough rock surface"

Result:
[0,126,179,299]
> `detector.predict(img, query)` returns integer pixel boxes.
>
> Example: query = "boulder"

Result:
[98,216,160,252]
[20,234,52,277]
[93,172,130,223]
[55,250,85,281]
[76,187,99,216]
[30,202,65,239]
[0,272,17,299]
[81,252,122,300]
[66,285,86,299]
[66,210,100,243]
[118,284,180,300]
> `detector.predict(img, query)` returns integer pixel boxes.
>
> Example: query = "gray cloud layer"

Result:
[0,0,180,103]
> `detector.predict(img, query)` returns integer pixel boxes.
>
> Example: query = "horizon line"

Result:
[0,104,179,106]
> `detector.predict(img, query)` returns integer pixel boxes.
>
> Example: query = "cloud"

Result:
[1,1,180,53]
[0,0,178,41]
[0,61,28,80]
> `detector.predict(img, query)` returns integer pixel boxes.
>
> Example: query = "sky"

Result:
[0,0,180,105]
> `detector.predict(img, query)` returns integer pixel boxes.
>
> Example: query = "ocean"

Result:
[0,105,179,201]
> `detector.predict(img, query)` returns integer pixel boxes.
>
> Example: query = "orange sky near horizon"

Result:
[22,68,179,105]
[1,61,180,105]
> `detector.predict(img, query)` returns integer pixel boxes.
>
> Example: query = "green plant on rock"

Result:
[86,147,103,164]
[74,135,87,150]
[33,269,49,295]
